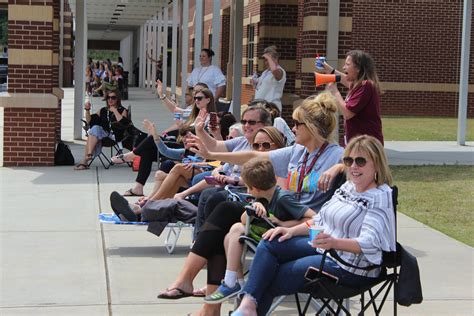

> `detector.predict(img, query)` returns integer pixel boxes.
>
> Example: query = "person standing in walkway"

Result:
[323,50,384,145]
[252,46,286,112]
[187,48,226,100]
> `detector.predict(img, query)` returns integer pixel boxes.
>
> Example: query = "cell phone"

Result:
[209,112,218,129]
[304,266,339,284]
[204,176,222,185]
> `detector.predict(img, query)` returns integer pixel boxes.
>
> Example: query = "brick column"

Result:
[0,0,63,166]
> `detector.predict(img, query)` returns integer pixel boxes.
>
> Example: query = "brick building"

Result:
[0,0,472,166]
[185,0,473,123]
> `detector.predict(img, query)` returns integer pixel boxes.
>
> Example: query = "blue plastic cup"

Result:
[315,57,326,70]
[308,225,324,245]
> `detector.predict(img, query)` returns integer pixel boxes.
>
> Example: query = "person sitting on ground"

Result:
[74,91,129,170]
[231,135,396,316]
[204,158,315,304]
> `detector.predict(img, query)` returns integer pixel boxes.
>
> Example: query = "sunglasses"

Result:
[241,120,263,126]
[106,95,117,100]
[252,142,274,150]
[342,156,367,167]
[194,96,205,101]
[293,120,305,127]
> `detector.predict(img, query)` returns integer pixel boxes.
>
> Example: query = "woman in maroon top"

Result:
[324,50,383,145]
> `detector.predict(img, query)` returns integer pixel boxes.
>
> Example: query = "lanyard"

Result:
[295,141,329,199]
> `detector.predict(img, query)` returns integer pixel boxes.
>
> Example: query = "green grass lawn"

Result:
[391,165,474,247]
[382,116,474,141]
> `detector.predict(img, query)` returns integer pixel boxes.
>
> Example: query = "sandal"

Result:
[74,163,89,170]
[111,153,127,165]
[157,287,193,300]
[123,188,144,197]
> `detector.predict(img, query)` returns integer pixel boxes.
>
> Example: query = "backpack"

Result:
[54,141,75,166]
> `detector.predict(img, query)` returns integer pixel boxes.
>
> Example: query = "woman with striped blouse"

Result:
[231,135,396,316]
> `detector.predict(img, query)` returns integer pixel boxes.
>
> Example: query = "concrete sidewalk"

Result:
[0,88,473,315]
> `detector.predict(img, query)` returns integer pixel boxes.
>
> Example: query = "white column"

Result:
[157,8,163,93]
[151,17,156,88]
[231,0,244,119]
[171,0,179,96]
[180,0,190,106]
[139,24,145,88]
[146,21,152,88]
[73,0,87,140]
[194,0,203,65]
[457,0,472,145]
[162,5,169,91]
[211,0,221,66]
[120,32,133,84]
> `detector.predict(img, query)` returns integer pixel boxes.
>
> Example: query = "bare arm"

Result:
[194,121,228,152]
[214,85,225,101]
[325,83,356,120]
[156,80,183,113]
[264,53,283,81]
[322,61,351,88]
[270,208,315,228]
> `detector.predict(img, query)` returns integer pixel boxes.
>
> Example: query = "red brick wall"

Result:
[350,0,473,117]
[3,108,56,167]
[5,0,62,166]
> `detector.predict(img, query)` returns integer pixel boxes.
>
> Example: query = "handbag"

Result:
[54,141,75,166]
[395,243,423,306]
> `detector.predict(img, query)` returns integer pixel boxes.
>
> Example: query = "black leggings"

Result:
[193,187,227,240]
[133,135,157,185]
[191,201,245,285]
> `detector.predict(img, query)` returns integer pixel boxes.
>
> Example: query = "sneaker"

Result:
[204,281,241,304]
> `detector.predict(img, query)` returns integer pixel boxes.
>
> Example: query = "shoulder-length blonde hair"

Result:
[344,135,392,186]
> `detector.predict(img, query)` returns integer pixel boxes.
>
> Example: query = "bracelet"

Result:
[160,95,166,100]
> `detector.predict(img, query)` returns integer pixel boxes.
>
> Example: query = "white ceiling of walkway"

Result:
[69,0,168,40]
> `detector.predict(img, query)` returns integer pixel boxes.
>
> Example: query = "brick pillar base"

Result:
[3,108,56,166]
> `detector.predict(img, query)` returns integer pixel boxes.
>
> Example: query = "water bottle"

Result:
[252,72,258,87]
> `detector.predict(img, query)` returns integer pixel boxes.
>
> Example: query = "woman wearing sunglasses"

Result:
[111,88,215,197]
[74,92,129,170]
[231,135,395,316]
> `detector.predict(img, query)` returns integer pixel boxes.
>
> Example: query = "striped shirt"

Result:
[316,181,396,278]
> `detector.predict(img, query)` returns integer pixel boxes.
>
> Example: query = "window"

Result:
[247,25,255,76]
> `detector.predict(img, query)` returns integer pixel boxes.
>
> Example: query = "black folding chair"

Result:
[296,186,400,316]
[82,105,134,169]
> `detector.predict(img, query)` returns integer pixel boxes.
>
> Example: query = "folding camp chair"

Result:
[82,105,133,169]
[295,186,401,316]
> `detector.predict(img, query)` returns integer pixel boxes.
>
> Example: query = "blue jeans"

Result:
[242,236,377,315]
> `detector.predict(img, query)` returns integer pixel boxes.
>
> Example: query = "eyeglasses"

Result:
[194,96,204,101]
[342,156,367,167]
[106,95,117,100]
[293,120,305,128]
[252,142,274,150]
[241,120,263,126]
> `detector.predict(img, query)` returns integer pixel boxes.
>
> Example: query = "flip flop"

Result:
[111,153,127,165]
[157,287,194,300]
[74,163,90,170]
[123,188,144,197]
[110,191,138,222]
[192,286,206,297]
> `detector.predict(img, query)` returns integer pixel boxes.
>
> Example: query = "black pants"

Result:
[191,200,244,285]
[193,187,227,240]
[133,135,158,185]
